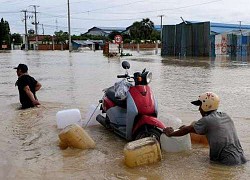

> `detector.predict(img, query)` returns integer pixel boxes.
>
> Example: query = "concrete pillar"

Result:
[155,42,158,54]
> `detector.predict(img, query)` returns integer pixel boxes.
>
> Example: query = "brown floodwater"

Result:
[0,50,249,179]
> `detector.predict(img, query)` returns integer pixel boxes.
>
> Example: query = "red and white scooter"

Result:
[96,61,166,141]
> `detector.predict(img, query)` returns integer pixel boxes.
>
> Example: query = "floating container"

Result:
[190,133,208,145]
[124,137,162,168]
[58,123,95,150]
[56,109,82,129]
[160,133,191,152]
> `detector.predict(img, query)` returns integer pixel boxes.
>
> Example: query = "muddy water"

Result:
[0,50,249,179]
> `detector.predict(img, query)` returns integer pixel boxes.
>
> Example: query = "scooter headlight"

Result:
[146,72,152,84]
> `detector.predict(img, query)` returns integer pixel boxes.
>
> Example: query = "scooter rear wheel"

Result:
[134,126,161,142]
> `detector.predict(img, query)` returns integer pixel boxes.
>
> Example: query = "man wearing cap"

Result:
[163,92,246,165]
[14,64,42,109]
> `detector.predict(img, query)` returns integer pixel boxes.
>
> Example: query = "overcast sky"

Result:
[0,0,249,35]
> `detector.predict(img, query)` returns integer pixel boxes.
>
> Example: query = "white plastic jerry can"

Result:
[56,109,82,129]
[160,133,191,153]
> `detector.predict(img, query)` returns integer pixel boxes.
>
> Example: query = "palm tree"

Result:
[140,18,154,41]
[129,18,155,43]
[54,30,68,44]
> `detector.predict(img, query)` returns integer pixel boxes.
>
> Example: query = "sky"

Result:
[0,0,250,35]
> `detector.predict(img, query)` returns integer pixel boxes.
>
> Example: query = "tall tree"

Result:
[0,18,11,49]
[129,18,155,42]
[141,18,154,40]
[130,21,142,41]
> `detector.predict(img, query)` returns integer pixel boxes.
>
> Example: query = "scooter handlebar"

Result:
[117,74,128,78]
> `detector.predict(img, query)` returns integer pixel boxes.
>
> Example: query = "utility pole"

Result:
[41,24,44,35]
[67,0,72,52]
[239,21,242,35]
[239,21,242,57]
[56,19,58,32]
[21,10,28,51]
[30,5,39,50]
[157,15,164,43]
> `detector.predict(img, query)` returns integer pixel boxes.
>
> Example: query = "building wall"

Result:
[161,22,211,57]
[215,33,250,56]
[38,44,69,50]
[161,25,176,56]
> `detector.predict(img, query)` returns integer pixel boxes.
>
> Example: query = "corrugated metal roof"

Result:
[73,40,104,45]
[96,27,126,31]
[186,21,250,34]
[210,22,250,33]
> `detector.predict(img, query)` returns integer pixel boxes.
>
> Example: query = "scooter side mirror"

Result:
[122,61,130,69]
[142,68,146,74]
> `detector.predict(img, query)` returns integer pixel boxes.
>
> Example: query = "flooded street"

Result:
[0,50,249,179]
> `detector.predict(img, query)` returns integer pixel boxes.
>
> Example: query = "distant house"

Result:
[84,26,162,38]
[84,27,127,37]
[24,35,69,50]
[72,40,104,50]
[27,35,52,49]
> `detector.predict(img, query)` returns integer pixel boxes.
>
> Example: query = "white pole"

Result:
[157,15,164,43]
[67,0,72,52]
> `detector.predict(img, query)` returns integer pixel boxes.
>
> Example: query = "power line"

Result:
[0,11,20,14]
[0,0,30,5]
[40,12,156,21]
[69,0,146,15]
[1,0,223,18]
[39,0,91,11]
[86,0,223,15]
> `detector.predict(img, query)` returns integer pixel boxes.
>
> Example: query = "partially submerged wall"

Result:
[161,22,211,57]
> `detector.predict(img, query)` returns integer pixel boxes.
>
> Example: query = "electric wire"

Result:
[2,0,247,35]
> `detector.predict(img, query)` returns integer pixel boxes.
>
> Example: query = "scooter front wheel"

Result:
[134,126,161,142]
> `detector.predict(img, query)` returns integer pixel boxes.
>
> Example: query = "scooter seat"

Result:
[106,86,126,108]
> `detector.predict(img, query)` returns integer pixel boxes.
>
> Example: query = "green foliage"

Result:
[11,33,22,44]
[129,18,158,43]
[42,36,52,44]
[108,31,121,40]
[151,30,160,42]
[141,18,154,40]
[130,21,142,40]
[0,18,11,49]
[121,33,131,43]
[123,38,131,44]
[54,30,68,44]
